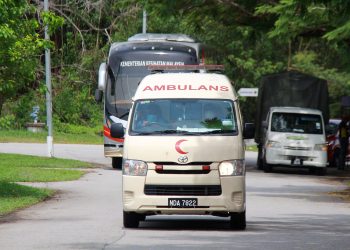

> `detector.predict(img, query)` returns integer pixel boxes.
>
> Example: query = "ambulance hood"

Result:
[124,135,244,163]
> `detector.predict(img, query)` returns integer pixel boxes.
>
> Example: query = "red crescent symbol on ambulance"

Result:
[175,139,188,154]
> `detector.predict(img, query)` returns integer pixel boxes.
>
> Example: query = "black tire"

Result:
[263,157,272,173]
[112,157,123,169]
[257,145,264,170]
[333,149,342,170]
[310,167,326,175]
[316,167,327,176]
[329,149,339,168]
[123,211,140,228]
[309,167,316,174]
[230,211,246,230]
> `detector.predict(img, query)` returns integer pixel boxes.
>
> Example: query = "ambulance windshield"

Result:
[130,99,238,135]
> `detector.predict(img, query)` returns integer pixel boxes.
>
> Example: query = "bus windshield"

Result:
[130,99,237,135]
[271,112,323,134]
[106,49,198,119]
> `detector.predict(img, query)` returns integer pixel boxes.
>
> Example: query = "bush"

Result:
[54,120,102,135]
[0,115,16,130]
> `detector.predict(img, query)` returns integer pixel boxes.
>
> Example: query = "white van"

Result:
[110,70,254,229]
[262,107,327,174]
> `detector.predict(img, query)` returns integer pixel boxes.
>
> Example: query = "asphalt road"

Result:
[0,143,349,249]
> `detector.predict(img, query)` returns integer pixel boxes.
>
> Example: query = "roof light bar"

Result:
[148,64,224,72]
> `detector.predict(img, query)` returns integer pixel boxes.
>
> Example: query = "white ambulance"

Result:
[111,68,254,229]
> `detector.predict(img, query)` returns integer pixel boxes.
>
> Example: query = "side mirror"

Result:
[262,121,268,128]
[98,62,107,91]
[110,123,125,138]
[94,89,103,102]
[243,123,255,139]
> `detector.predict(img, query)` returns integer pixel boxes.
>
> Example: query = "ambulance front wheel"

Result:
[230,211,246,230]
[123,211,141,228]
[112,157,123,169]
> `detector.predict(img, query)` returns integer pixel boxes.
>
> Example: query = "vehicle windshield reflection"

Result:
[130,99,237,135]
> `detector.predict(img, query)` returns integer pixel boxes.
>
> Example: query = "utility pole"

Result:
[142,10,147,34]
[44,0,54,157]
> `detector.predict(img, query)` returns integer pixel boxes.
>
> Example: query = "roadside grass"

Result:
[0,182,53,216]
[246,144,258,152]
[0,130,102,144]
[0,153,93,215]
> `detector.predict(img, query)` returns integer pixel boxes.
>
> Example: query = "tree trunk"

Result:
[0,94,5,117]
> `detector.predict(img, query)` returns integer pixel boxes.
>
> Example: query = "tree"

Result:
[0,0,63,117]
[142,0,350,119]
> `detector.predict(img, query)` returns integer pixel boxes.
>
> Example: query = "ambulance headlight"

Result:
[219,160,245,176]
[123,159,148,176]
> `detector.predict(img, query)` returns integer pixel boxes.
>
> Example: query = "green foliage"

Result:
[0,0,63,125]
[0,153,91,215]
[0,115,15,130]
[54,122,102,136]
[0,182,53,216]
[0,130,102,145]
[41,11,65,35]
[2,0,350,128]
[0,153,90,182]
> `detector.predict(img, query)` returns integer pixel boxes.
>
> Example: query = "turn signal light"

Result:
[155,165,163,171]
[202,165,210,171]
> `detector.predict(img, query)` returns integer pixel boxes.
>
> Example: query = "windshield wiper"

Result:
[152,130,184,134]
[132,130,180,135]
[197,130,235,135]
[132,132,153,135]
[133,129,236,135]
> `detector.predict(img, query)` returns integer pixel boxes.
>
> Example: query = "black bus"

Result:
[96,33,202,168]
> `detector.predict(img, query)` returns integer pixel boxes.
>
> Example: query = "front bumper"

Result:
[122,171,245,215]
[266,147,327,167]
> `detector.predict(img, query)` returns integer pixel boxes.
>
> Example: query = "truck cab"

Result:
[110,70,254,229]
[261,107,327,174]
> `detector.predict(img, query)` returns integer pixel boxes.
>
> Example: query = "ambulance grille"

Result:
[155,170,210,174]
[144,185,222,196]
[153,162,213,166]
[284,146,311,151]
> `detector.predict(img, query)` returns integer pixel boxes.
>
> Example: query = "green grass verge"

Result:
[0,153,92,182]
[0,130,102,144]
[0,182,54,216]
[246,145,258,152]
[0,153,92,215]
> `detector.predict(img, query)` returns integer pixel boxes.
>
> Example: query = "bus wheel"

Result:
[123,211,140,228]
[230,211,246,230]
[112,157,123,169]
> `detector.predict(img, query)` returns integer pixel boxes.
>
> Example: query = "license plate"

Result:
[168,198,198,208]
[292,158,302,165]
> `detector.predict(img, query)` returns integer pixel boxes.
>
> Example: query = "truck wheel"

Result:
[316,168,327,176]
[123,211,140,228]
[230,211,246,230]
[263,158,272,173]
[112,157,123,169]
[257,145,263,170]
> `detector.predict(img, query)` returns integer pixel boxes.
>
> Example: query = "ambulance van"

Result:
[110,68,254,229]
